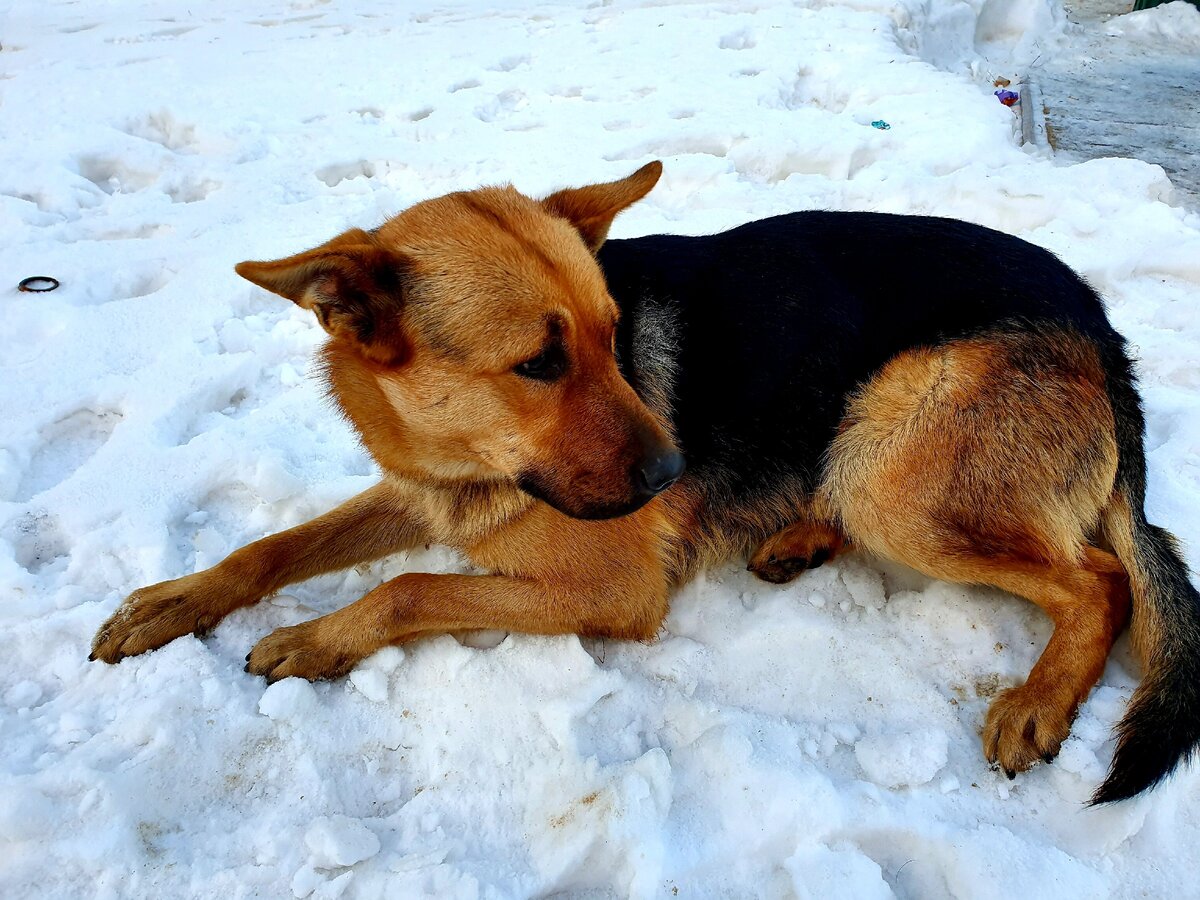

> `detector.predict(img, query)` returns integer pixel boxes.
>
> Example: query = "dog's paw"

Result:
[245,620,360,684]
[91,572,234,664]
[982,684,1075,778]
[748,553,819,584]
[748,521,846,584]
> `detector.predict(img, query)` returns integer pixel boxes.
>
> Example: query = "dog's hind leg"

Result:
[748,498,849,584]
[91,481,427,663]
[824,329,1130,777]
[975,549,1130,773]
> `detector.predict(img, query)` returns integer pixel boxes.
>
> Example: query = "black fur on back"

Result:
[602,212,1124,540]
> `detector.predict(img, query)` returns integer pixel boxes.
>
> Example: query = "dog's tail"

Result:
[1093,341,1200,803]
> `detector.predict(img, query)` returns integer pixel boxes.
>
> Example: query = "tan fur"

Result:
[93,163,679,674]
[826,331,1118,566]
[822,329,1125,774]
[244,499,677,682]
[978,548,1130,772]
[662,475,825,584]
[91,482,427,659]
[1101,490,1160,662]
[747,495,848,584]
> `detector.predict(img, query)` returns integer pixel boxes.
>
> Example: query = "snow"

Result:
[1105,0,1200,43]
[1038,0,1200,238]
[259,675,321,721]
[2,0,1200,897]
[973,0,1065,68]
[304,815,382,869]
[854,729,949,789]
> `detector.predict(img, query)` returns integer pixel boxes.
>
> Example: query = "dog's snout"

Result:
[636,448,686,496]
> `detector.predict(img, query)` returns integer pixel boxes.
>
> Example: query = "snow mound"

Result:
[1105,0,1200,45]
[974,0,1067,67]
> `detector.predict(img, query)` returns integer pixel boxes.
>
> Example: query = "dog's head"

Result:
[235,162,683,520]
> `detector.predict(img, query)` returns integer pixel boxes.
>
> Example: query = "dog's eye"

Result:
[513,343,567,382]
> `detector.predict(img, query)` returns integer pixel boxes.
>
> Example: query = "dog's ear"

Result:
[541,161,662,253]
[236,229,409,365]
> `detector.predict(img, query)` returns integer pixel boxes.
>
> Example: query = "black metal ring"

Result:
[18,276,60,293]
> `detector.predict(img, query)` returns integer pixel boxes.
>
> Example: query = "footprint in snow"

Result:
[1,512,69,575]
[488,54,530,72]
[315,160,381,188]
[162,175,221,204]
[75,155,163,195]
[178,386,254,445]
[719,29,758,50]
[109,266,172,302]
[10,409,122,503]
[474,90,527,123]
[121,111,201,154]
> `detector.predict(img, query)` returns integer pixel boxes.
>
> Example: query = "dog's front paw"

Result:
[245,620,361,684]
[983,684,1075,778]
[91,572,236,663]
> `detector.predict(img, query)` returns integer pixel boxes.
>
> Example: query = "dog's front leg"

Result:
[244,571,668,682]
[244,507,672,682]
[92,481,428,663]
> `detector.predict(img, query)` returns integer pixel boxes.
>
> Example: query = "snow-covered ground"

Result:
[3,0,1200,897]
[1041,0,1200,198]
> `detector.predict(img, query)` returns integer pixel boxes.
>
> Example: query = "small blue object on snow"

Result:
[871,119,891,130]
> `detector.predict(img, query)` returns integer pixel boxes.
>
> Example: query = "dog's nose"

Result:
[636,449,686,496]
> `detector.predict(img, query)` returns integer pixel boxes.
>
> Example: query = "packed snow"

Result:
[3,0,1200,897]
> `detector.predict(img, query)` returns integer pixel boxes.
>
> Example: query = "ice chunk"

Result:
[304,815,381,868]
[258,678,319,721]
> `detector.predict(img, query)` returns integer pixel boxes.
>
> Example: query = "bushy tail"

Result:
[1093,343,1200,803]
[1095,495,1200,802]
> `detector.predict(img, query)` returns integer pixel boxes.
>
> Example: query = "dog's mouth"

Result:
[515,472,659,520]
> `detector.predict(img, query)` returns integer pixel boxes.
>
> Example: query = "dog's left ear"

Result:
[541,161,663,253]
[236,229,409,365]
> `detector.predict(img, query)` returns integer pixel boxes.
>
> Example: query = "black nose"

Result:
[636,449,686,496]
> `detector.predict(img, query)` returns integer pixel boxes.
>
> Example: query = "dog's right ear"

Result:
[236,229,409,365]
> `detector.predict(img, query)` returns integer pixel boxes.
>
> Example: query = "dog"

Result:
[91,161,1200,803]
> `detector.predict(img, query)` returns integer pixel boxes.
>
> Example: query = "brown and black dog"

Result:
[91,162,1200,803]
